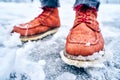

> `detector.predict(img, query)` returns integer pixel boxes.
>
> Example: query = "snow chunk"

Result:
[0,26,9,45]
[14,59,46,80]
[38,60,46,66]
[85,42,91,46]
[64,50,105,61]
[0,47,17,80]
[56,72,76,80]
[13,44,46,80]
[3,32,22,47]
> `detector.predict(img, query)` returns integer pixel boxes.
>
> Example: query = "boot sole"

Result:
[20,28,59,42]
[60,50,107,68]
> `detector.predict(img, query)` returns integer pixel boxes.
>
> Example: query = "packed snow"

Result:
[0,0,120,80]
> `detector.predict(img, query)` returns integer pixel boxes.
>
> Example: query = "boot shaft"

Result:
[35,7,60,27]
[74,4,97,18]
[73,5,100,32]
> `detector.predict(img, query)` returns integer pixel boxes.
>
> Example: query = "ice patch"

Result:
[14,58,46,80]
[11,41,46,80]
[56,72,76,80]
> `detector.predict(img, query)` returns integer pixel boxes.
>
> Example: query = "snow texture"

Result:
[0,1,120,80]
[56,72,76,80]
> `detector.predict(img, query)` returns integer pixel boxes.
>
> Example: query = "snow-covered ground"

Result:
[0,1,120,80]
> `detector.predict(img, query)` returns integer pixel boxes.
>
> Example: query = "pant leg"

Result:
[74,0,100,10]
[40,0,60,8]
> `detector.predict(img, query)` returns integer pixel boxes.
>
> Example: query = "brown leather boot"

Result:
[65,5,104,56]
[13,7,60,41]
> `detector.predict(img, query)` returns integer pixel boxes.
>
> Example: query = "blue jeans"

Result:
[40,0,100,10]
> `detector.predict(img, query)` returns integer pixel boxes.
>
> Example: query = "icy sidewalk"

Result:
[0,2,120,80]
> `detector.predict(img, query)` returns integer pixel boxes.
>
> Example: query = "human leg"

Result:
[40,0,60,8]
[74,0,100,10]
